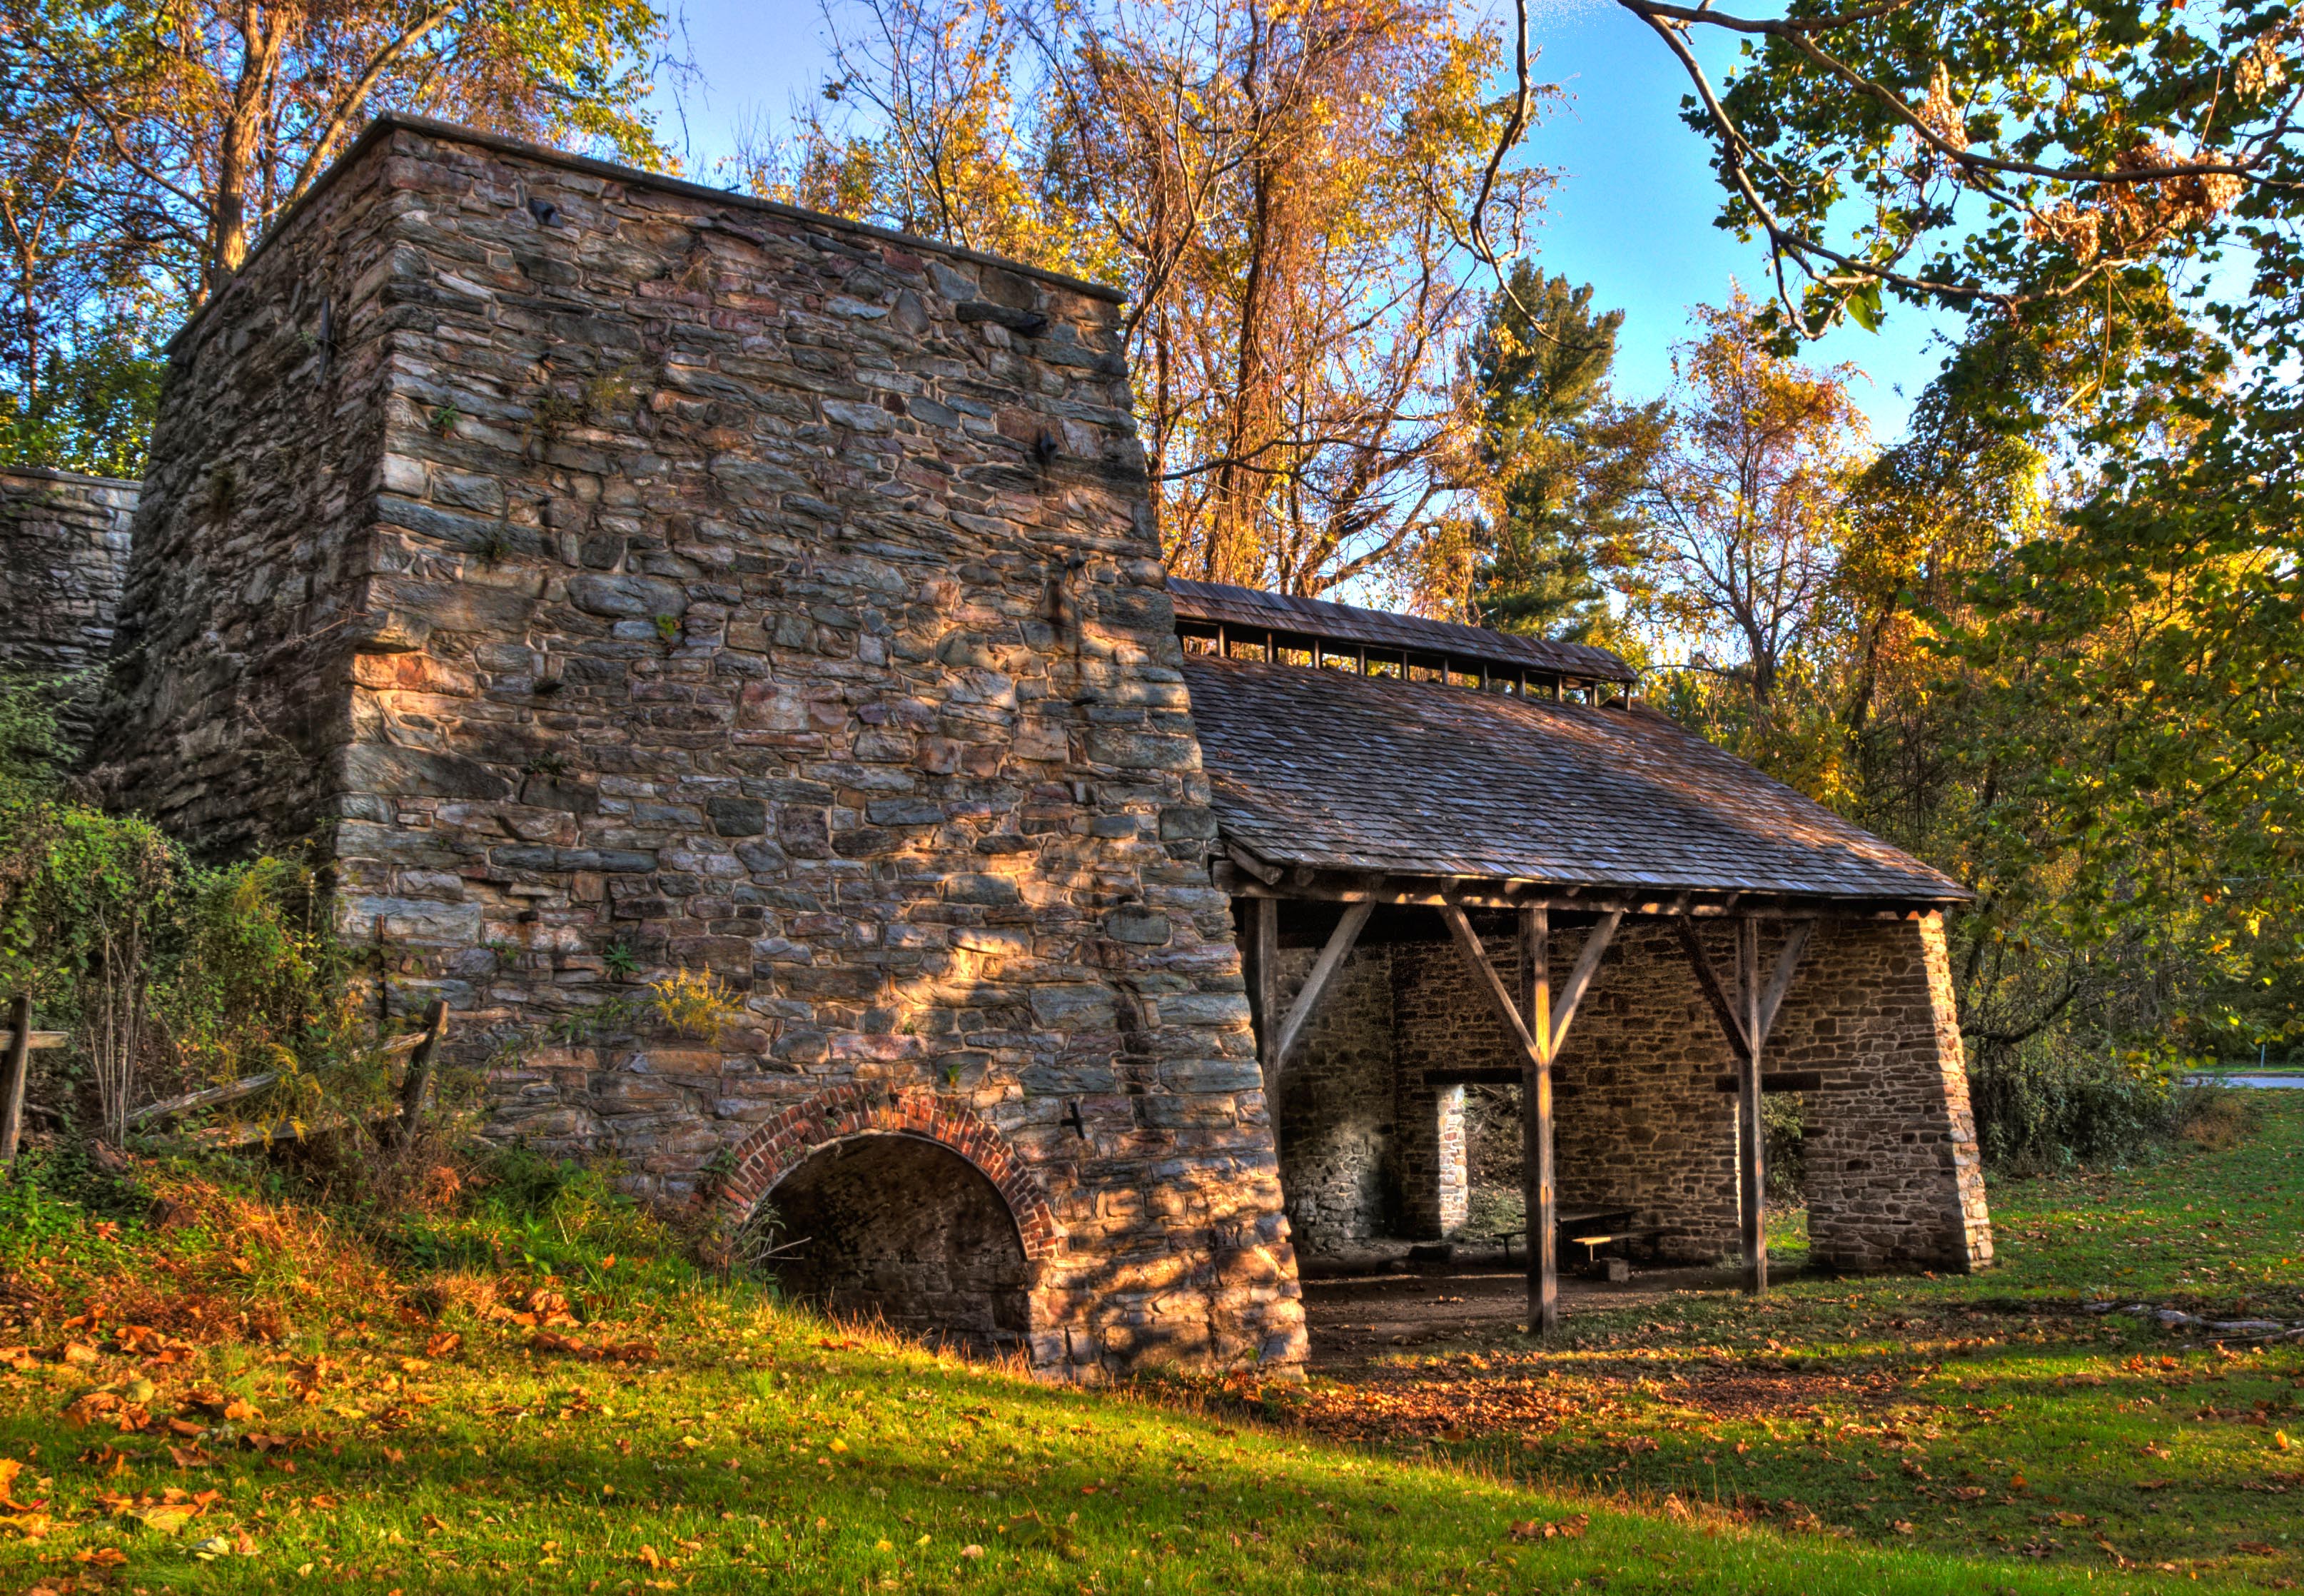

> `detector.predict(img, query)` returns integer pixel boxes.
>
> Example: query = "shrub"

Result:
[2174,1083,2258,1151]
[151,855,379,1118]
[1762,1094,1806,1201]
[0,797,178,1139]
[1966,1032,2178,1171]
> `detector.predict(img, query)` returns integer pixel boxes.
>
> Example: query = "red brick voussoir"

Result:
[715,1085,1061,1260]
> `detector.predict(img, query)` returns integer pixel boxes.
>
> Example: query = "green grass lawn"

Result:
[0,1098,2296,1594]
[1278,1091,2304,1589]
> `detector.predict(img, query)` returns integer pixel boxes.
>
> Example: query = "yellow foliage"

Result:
[651,967,745,1044]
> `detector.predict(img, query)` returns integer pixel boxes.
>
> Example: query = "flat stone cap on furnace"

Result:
[1170,577,1638,685]
[1183,654,1971,906]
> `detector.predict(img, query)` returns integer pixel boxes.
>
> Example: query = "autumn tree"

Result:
[0,86,160,475]
[0,0,672,471]
[1613,0,2304,1056]
[762,0,1546,597]
[1627,293,1867,707]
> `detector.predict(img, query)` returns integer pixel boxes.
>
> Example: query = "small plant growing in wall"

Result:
[524,751,568,777]
[474,524,512,567]
[652,614,682,649]
[528,387,585,457]
[601,940,640,978]
[652,966,744,1044]
[428,403,461,437]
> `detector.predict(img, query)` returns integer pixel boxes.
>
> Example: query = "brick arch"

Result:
[718,1086,1060,1260]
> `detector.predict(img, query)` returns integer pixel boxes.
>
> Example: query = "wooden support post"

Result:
[1271,902,1372,1076]
[1737,919,1767,1295]
[390,999,450,1143]
[1520,907,1556,1335]
[1244,896,1280,1085]
[1441,901,1622,1338]
[1,996,30,1164]
[1677,915,1813,1297]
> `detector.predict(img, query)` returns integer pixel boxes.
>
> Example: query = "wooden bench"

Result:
[1495,1208,1639,1266]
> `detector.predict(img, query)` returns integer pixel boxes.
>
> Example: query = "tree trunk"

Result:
[208,0,282,291]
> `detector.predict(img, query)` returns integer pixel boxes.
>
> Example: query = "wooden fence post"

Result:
[391,999,450,1143]
[1,996,30,1163]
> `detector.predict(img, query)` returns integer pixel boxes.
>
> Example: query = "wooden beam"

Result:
[1,996,29,1164]
[1225,844,1283,887]
[1519,906,1557,1335]
[1437,901,1543,1069]
[1737,918,1767,1296]
[1208,863,1943,921]
[1674,919,1751,1061]
[128,1071,283,1128]
[1714,1071,1826,1094]
[1547,909,1622,1057]
[190,1103,403,1151]
[1270,903,1373,1072]
[1244,896,1280,1084]
[1757,919,1815,1039]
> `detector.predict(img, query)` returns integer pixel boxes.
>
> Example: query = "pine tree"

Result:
[1461,265,1662,642]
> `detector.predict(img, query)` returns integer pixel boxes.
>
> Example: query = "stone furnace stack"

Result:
[92,116,1304,1380]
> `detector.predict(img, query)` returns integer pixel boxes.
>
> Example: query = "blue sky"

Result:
[650,0,1964,442]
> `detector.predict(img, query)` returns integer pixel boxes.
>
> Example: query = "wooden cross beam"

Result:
[1440,900,1620,1336]
[1674,918,1813,1294]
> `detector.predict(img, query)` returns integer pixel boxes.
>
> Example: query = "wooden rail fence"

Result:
[1,996,450,1158]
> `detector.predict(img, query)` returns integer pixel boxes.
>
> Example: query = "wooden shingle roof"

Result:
[1169,578,1637,684]
[1183,655,1969,906]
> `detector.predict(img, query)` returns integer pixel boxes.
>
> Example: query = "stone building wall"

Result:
[99,115,1303,1381]
[1544,920,1746,1261]
[0,467,138,747]
[1772,914,1994,1271]
[1341,914,1990,1271]
[89,154,405,857]
[1264,944,1396,1251]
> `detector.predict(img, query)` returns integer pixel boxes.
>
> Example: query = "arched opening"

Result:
[756,1133,1034,1358]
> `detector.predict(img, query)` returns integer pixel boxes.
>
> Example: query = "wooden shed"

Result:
[1171,579,1994,1326]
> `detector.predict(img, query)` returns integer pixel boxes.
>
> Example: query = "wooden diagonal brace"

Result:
[1440,901,1545,1067]
[1271,902,1373,1072]
[1757,920,1814,1040]
[1677,916,1817,1061]
[1547,909,1622,1058]
[1675,918,1751,1061]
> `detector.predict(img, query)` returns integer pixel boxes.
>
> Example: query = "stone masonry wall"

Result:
[91,151,403,857]
[103,117,1303,1381]
[1544,921,1744,1261]
[1387,916,1990,1271]
[1265,943,1396,1252]
[1774,914,1994,1271]
[0,468,137,747]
